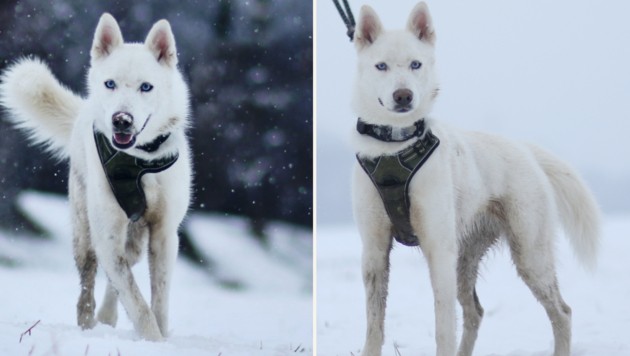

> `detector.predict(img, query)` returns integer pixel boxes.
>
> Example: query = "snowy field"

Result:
[317,216,630,355]
[0,192,312,356]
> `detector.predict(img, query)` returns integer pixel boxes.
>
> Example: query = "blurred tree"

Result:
[0,1,313,244]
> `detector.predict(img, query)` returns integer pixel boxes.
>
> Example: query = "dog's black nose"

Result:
[112,112,133,131]
[393,89,413,106]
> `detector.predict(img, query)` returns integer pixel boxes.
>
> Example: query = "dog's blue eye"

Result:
[104,80,116,89]
[410,61,422,70]
[140,82,153,92]
[375,62,388,71]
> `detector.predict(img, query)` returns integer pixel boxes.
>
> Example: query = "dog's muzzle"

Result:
[112,112,136,149]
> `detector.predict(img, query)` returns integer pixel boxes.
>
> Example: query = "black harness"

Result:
[356,119,440,246]
[93,128,178,222]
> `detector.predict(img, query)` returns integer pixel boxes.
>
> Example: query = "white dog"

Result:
[350,3,600,355]
[1,14,191,341]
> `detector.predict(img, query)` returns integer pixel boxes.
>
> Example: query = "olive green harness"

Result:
[94,129,178,222]
[356,119,440,246]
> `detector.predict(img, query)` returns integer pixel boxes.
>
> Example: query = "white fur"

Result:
[0,13,192,341]
[351,3,601,356]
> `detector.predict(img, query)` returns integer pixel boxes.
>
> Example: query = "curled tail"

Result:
[0,57,82,159]
[530,145,601,270]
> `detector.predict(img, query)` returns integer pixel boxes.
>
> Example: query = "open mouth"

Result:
[109,113,151,150]
[112,131,136,149]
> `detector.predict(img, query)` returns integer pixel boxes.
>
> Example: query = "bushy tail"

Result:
[0,57,82,159]
[530,144,601,270]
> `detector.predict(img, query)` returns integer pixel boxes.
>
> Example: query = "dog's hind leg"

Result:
[507,213,571,356]
[71,172,97,330]
[456,220,500,356]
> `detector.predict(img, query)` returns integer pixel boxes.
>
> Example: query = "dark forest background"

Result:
[0,0,313,246]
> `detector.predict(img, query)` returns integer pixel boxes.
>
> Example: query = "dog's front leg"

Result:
[148,221,179,337]
[70,169,98,329]
[357,214,393,356]
[360,227,393,356]
[90,213,162,341]
[353,165,393,356]
[73,216,97,329]
[419,210,458,356]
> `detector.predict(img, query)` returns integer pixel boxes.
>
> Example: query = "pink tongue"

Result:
[114,133,133,145]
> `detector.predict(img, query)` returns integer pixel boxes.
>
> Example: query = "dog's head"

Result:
[352,2,439,125]
[87,13,188,152]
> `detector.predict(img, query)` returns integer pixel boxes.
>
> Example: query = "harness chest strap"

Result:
[357,128,440,247]
[93,129,178,222]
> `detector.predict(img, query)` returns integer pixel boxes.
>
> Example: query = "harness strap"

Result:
[357,130,440,246]
[94,129,178,222]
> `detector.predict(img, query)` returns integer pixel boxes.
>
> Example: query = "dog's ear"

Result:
[406,2,435,45]
[91,13,124,61]
[354,5,383,50]
[145,20,178,67]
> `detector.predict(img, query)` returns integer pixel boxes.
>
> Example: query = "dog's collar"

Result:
[356,118,425,142]
[136,133,171,153]
[93,127,179,221]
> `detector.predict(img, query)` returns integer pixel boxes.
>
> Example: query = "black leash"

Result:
[332,0,356,41]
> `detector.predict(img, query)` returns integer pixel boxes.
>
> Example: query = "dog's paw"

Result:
[77,314,96,330]
[141,326,164,342]
[361,343,383,356]
[96,307,118,327]
[137,310,164,341]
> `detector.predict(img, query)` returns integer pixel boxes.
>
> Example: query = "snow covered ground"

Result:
[316,216,630,355]
[0,192,312,356]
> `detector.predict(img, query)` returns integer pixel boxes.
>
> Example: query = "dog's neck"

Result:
[356,118,426,142]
